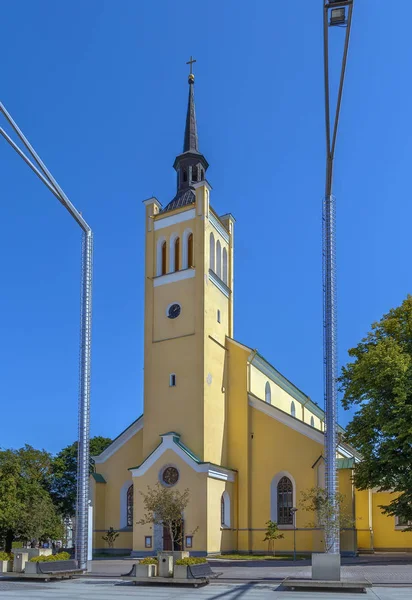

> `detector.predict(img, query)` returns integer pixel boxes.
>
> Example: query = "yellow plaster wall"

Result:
[249,365,321,430]
[206,478,236,553]
[226,338,251,552]
[372,492,412,550]
[355,489,373,550]
[248,403,324,552]
[94,428,143,548]
[132,449,208,553]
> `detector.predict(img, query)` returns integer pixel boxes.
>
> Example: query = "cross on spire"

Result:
[186,56,196,75]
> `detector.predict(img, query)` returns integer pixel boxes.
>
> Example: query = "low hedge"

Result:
[175,557,207,566]
[29,552,71,563]
[139,557,158,565]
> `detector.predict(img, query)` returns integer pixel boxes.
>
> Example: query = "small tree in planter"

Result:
[263,520,284,556]
[300,487,355,580]
[101,527,119,549]
[138,483,198,552]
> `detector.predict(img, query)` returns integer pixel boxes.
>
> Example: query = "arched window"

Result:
[156,237,167,276]
[216,240,222,278]
[188,234,194,268]
[291,401,296,418]
[192,166,198,182]
[174,237,180,272]
[222,248,228,284]
[221,491,230,527]
[127,484,134,527]
[277,476,293,525]
[310,416,315,428]
[201,169,204,180]
[183,169,187,182]
[265,381,271,404]
[209,233,215,271]
[161,241,167,275]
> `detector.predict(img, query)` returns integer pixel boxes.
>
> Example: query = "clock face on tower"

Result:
[167,303,181,319]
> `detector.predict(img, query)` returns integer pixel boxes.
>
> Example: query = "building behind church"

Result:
[90,70,412,556]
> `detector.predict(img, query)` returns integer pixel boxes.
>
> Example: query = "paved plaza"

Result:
[1,555,411,599]
[0,579,411,600]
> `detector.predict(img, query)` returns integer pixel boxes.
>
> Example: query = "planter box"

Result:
[0,561,12,574]
[24,562,39,574]
[136,564,157,578]
[312,553,341,581]
[173,564,189,579]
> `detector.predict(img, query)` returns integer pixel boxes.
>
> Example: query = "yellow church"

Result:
[91,70,412,557]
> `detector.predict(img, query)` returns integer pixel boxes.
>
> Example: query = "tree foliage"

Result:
[138,483,197,549]
[0,446,64,552]
[339,295,412,525]
[300,487,354,552]
[50,436,112,517]
[262,520,284,555]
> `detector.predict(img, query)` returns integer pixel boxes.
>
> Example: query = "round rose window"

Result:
[162,466,179,486]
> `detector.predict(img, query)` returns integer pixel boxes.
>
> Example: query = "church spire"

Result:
[172,58,208,192]
[183,57,198,152]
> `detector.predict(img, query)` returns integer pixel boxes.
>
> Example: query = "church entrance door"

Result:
[162,520,183,551]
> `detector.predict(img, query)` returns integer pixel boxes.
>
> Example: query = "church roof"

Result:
[183,75,198,153]
[161,187,196,214]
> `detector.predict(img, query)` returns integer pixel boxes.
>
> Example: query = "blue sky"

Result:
[0,1,410,454]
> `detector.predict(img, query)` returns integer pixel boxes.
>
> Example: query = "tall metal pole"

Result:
[0,103,92,570]
[76,229,93,570]
[322,0,354,555]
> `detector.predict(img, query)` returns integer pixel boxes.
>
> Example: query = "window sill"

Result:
[220,525,231,530]
[277,525,295,530]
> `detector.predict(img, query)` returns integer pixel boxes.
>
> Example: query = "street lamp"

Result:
[0,104,92,571]
[322,0,354,556]
[290,507,298,562]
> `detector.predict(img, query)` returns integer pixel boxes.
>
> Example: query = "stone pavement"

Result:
[0,579,412,600]
[90,554,412,585]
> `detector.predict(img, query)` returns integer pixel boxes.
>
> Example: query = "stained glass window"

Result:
[127,484,133,527]
[277,476,293,525]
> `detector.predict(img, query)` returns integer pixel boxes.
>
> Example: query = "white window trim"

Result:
[395,516,412,530]
[270,471,296,529]
[265,381,271,404]
[169,232,179,273]
[120,480,133,529]
[182,228,193,270]
[216,240,222,278]
[210,232,215,272]
[221,491,231,528]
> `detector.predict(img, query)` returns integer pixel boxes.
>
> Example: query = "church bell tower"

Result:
[142,61,235,469]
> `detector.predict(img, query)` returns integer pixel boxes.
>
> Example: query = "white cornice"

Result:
[249,395,357,460]
[209,269,230,298]
[209,212,230,243]
[143,197,162,209]
[249,394,325,444]
[193,181,212,192]
[153,268,195,287]
[93,417,144,464]
[154,208,196,230]
[130,433,235,482]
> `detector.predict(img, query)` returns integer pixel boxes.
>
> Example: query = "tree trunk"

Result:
[5,530,13,553]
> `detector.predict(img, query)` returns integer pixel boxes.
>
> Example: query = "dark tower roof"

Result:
[161,68,209,214]
[183,75,199,153]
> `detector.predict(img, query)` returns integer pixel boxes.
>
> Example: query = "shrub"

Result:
[175,557,207,566]
[29,552,71,563]
[0,552,11,561]
[139,557,158,565]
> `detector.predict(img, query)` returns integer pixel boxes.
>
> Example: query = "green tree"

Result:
[339,295,412,526]
[138,483,198,550]
[263,520,284,555]
[300,487,355,552]
[50,436,112,517]
[0,446,64,552]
